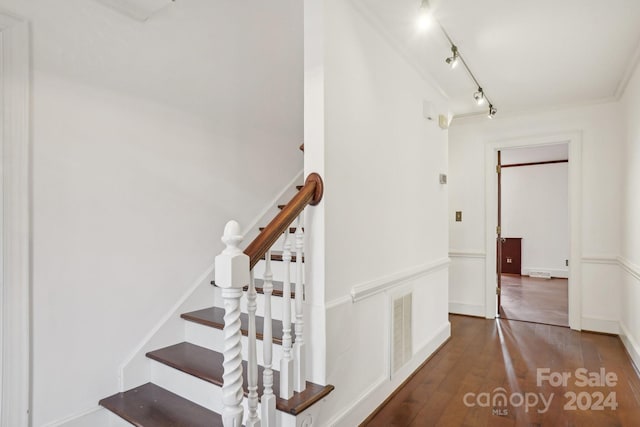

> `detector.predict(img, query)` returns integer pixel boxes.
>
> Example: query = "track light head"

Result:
[445,45,459,69]
[488,104,497,119]
[473,87,485,105]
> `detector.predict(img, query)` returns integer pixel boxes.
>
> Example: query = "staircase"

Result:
[100,146,332,426]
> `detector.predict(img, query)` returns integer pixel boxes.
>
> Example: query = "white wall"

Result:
[449,101,624,332]
[620,61,640,369]
[501,162,569,277]
[305,0,450,424]
[0,1,304,424]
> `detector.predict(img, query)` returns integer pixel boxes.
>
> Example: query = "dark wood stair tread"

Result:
[181,307,294,345]
[147,342,334,415]
[99,382,223,427]
[211,278,296,298]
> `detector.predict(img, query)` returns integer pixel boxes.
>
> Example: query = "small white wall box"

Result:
[95,0,175,21]
[422,100,435,121]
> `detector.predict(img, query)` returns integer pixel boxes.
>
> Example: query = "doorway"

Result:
[496,144,569,327]
[484,132,582,331]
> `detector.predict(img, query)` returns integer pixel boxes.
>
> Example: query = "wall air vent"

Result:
[94,0,175,21]
[391,293,413,375]
[529,270,552,279]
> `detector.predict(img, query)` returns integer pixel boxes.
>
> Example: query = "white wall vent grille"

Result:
[529,270,552,279]
[391,293,412,375]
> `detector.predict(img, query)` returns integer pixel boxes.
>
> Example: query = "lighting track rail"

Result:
[420,0,497,118]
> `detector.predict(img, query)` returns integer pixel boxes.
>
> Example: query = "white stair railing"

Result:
[214,172,323,427]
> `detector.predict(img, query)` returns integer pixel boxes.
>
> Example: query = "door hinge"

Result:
[496,226,501,235]
[496,286,501,295]
[496,165,501,173]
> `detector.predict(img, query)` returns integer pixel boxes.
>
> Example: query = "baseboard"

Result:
[325,322,451,427]
[620,321,640,374]
[449,302,485,317]
[581,316,620,334]
[40,406,129,427]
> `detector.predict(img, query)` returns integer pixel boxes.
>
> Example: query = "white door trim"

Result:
[0,12,31,427]
[484,132,583,330]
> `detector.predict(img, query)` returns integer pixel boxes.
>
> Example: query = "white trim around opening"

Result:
[0,11,31,427]
[484,132,582,330]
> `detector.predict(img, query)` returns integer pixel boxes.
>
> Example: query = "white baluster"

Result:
[246,270,261,427]
[280,230,294,399]
[215,221,250,427]
[293,215,306,392]
[261,250,276,427]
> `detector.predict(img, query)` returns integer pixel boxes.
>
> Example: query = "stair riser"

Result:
[185,321,285,365]
[150,360,298,427]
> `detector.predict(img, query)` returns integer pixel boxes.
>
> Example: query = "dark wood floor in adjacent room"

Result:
[362,315,640,427]
[501,274,569,327]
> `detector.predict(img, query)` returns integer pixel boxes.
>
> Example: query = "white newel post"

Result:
[293,215,306,392]
[215,221,250,427]
[280,231,294,399]
[261,250,276,427]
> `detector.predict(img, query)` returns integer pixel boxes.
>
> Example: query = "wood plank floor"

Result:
[501,274,569,327]
[363,315,640,426]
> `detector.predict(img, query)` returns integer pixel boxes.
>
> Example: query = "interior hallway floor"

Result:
[363,315,640,426]
[501,274,569,327]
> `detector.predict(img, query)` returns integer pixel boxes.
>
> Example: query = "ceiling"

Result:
[352,0,640,117]
[4,0,640,120]
[1,0,303,126]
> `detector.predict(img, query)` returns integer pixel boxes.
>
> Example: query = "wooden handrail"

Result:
[244,173,323,269]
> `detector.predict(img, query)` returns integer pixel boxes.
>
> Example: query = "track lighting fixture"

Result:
[473,87,485,105]
[419,2,497,117]
[488,104,497,119]
[445,45,459,69]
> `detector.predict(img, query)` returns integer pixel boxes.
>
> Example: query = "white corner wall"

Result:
[501,162,569,278]
[305,0,450,424]
[3,2,305,425]
[449,102,624,333]
[620,61,640,369]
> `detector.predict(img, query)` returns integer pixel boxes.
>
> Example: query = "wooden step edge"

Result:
[99,382,223,427]
[146,342,334,416]
[180,307,292,345]
[210,279,296,298]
